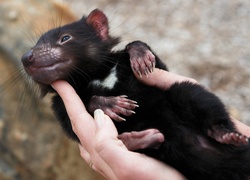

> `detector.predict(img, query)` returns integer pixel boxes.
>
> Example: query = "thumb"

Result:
[94,109,118,138]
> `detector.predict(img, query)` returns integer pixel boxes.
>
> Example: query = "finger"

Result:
[52,80,96,150]
[79,144,91,164]
[94,110,124,150]
[51,80,91,124]
[94,109,106,128]
[94,109,118,137]
[133,68,198,90]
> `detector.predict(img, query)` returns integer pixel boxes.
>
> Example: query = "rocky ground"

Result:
[0,0,250,179]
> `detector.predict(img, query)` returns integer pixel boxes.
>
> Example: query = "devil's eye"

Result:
[60,35,71,43]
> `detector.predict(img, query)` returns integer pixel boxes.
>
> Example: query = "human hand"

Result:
[52,80,186,180]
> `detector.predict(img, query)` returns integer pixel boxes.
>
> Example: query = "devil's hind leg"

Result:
[166,81,249,146]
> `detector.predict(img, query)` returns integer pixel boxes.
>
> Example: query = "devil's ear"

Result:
[86,9,109,40]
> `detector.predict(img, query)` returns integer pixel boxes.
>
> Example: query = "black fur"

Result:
[22,11,250,180]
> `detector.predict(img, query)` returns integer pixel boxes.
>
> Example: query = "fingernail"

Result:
[130,110,136,114]
[94,109,105,127]
[51,83,55,89]
[131,100,137,104]
[138,71,142,78]
[118,117,126,121]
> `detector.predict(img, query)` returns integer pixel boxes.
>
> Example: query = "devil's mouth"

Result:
[26,61,63,73]
[24,61,71,85]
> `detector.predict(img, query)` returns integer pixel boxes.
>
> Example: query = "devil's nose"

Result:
[21,50,34,67]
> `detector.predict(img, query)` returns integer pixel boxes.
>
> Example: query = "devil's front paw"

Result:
[126,41,155,77]
[88,95,138,122]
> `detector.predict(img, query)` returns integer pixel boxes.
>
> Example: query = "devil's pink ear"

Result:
[86,9,109,40]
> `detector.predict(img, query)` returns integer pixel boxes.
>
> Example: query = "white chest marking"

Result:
[92,65,118,90]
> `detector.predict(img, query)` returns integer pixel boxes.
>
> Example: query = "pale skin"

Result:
[52,68,250,180]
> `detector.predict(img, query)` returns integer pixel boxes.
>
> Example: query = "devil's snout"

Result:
[21,50,34,67]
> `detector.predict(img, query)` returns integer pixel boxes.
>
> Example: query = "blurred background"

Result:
[0,0,249,179]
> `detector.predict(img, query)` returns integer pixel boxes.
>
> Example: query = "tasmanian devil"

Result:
[21,9,250,179]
